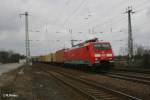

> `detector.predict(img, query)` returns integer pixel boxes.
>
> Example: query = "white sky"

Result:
[0,0,150,56]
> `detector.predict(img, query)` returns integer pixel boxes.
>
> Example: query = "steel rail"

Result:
[104,71,150,85]
[112,68,150,74]
[47,69,142,100]
[46,71,99,100]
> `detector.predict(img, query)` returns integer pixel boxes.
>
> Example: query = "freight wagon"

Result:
[55,49,65,63]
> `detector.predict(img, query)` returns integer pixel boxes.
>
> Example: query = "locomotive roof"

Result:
[67,41,110,51]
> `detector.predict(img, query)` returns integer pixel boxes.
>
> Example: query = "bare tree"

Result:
[136,46,144,56]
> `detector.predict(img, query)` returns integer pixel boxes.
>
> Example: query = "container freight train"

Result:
[32,38,114,70]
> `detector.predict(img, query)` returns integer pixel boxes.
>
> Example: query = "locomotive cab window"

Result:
[93,43,111,50]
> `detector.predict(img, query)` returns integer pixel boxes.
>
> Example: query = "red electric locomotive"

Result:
[64,38,114,69]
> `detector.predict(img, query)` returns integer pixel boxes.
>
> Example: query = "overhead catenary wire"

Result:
[46,0,148,34]
[71,0,149,36]
[69,0,130,32]
[62,0,88,28]
[68,0,149,33]
[54,0,71,25]
[133,0,149,9]
[135,3,150,13]
[73,15,127,34]
[85,0,128,24]
[53,0,130,35]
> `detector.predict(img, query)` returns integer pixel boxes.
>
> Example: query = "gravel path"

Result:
[0,64,90,100]
[0,63,23,75]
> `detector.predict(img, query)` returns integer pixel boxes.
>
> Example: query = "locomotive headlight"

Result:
[95,58,98,61]
[95,54,101,57]
[107,54,112,57]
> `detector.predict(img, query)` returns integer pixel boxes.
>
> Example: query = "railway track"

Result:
[104,71,150,85]
[42,67,142,100]
[53,64,150,85]
[113,68,150,74]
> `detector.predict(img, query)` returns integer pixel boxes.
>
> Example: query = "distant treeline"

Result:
[0,50,25,63]
[116,47,150,68]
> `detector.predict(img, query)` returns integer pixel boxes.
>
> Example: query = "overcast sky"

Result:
[0,0,150,56]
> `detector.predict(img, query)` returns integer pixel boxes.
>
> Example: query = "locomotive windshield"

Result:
[93,43,111,50]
